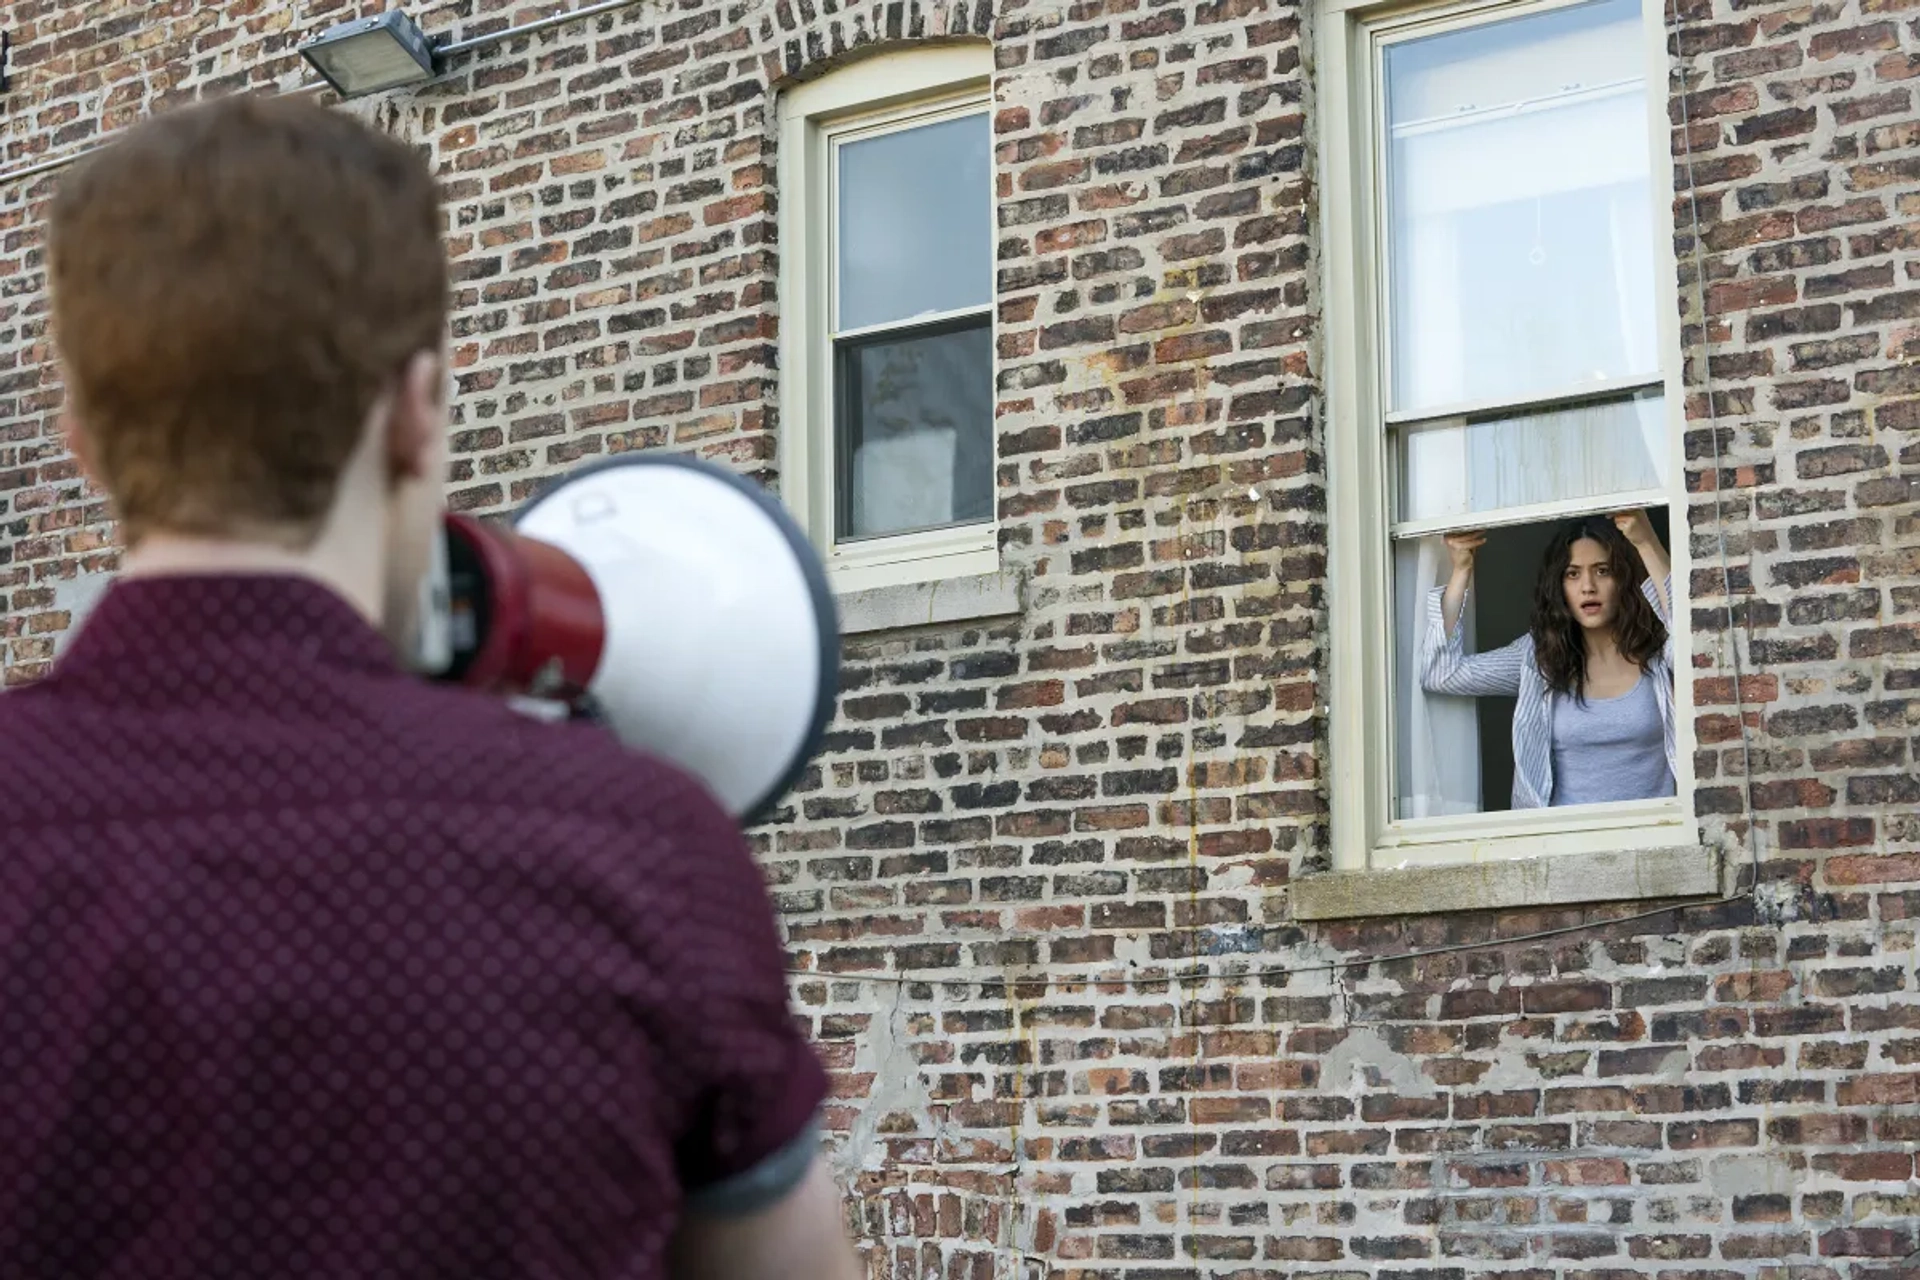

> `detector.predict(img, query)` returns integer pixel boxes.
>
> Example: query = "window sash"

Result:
[825,104,993,546]
[831,310,994,543]
[1374,0,1667,536]
[825,100,992,341]
[1372,0,1658,420]
[1388,488,1669,540]
[1387,381,1669,534]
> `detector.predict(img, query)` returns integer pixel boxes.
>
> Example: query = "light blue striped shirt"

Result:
[1418,577,1677,810]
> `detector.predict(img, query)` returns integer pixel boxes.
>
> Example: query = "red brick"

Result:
[1838,1073,1920,1106]
[1826,853,1920,884]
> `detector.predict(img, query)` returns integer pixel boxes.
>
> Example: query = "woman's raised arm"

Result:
[1615,508,1672,621]
[1420,531,1526,697]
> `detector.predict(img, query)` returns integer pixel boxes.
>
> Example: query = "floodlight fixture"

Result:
[298,10,437,99]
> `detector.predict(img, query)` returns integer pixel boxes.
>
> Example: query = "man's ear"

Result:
[60,411,101,487]
[386,349,445,483]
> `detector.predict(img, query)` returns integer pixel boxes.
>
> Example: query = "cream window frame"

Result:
[1319,0,1698,874]
[776,44,997,594]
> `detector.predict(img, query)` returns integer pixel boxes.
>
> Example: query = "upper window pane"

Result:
[835,112,991,333]
[1385,0,1657,414]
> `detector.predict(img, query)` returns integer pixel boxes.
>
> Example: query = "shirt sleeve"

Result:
[1418,584,1528,698]
[651,780,830,1207]
[1640,574,1676,670]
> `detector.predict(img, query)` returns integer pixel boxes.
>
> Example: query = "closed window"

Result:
[779,47,996,592]
[832,110,993,542]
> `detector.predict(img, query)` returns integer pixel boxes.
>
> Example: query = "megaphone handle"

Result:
[443,513,606,699]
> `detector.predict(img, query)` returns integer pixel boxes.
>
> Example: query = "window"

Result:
[777,46,996,593]
[1322,0,1694,872]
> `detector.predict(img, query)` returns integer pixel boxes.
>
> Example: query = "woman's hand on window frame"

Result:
[1441,529,1486,634]
[1612,508,1671,619]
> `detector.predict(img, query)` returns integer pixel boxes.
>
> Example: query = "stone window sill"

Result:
[1290,844,1724,920]
[835,569,1024,635]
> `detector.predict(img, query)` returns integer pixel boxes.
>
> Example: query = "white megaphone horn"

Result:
[412,454,841,823]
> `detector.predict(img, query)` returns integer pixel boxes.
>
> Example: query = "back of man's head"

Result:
[49,94,448,547]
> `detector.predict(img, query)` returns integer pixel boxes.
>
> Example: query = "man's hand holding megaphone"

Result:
[413,455,841,824]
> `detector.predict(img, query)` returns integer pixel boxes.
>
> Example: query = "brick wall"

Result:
[1,0,1916,1275]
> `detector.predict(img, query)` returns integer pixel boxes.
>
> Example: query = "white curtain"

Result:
[1394,535,1482,817]
[1400,393,1669,524]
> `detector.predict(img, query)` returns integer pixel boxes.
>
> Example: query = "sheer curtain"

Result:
[1386,0,1658,817]
[1395,535,1483,818]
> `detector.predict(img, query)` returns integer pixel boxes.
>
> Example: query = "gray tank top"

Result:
[1549,674,1674,807]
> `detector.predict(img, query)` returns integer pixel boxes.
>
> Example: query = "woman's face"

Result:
[1562,537,1620,632]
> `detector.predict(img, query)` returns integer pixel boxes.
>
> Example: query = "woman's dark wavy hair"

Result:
[1530,516,1667,700]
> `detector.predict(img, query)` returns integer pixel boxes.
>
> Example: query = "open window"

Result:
[1394,508,1673,821]
[1322,0,1695,874]
[776,46,996,593]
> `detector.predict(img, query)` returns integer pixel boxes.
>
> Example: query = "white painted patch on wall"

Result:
[52,571,114,656]
[1320,1026,1436,1097]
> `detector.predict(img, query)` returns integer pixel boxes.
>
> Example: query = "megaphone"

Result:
[413,454,840,824]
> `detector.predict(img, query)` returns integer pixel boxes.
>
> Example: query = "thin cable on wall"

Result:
[1665,0,1768,903]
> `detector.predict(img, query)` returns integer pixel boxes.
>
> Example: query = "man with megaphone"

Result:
[0,94,859,1280]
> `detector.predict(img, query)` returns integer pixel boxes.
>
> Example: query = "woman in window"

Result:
[1419,510,1675,809]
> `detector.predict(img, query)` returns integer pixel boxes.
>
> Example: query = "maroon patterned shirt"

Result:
[0,575,827,1279]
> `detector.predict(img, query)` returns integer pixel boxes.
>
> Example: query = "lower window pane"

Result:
[1393,507,1670,818]
[834,318,992,541]
[1397,389,1667,525]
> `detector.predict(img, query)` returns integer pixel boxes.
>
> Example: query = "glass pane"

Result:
[837,112,990,332]
[1397,390,1667,524]
[1392,509,1672,818]
[1385,0,1657,414]
[835,319,992,540]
